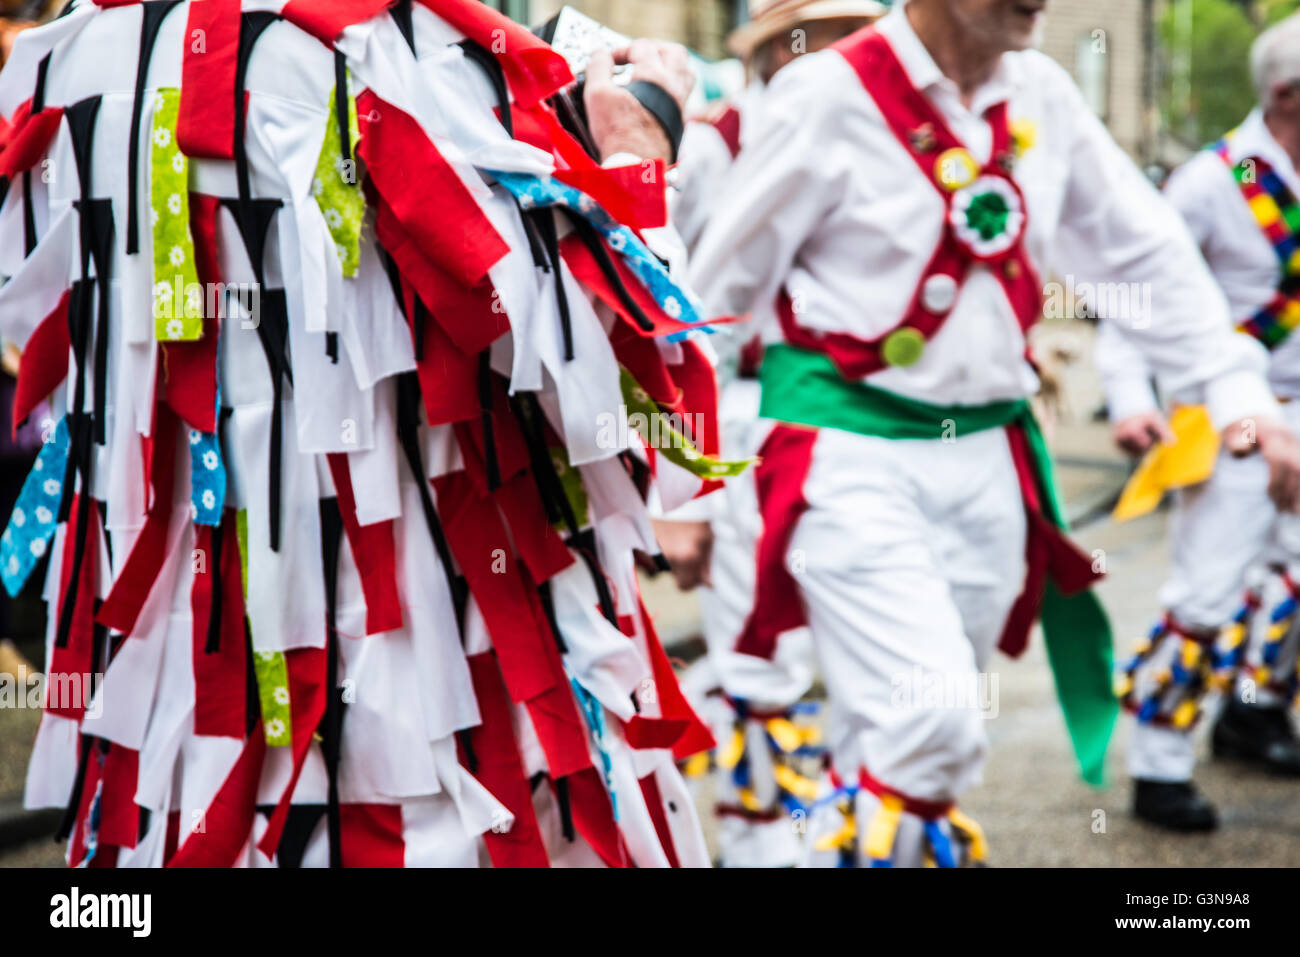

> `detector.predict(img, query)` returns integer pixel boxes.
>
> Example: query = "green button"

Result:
[882,327,926,367]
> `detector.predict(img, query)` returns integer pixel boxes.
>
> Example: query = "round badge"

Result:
[921,273,958,314]
[934,147,979,191]
[881,327,926,368]
[948,175,1026,259]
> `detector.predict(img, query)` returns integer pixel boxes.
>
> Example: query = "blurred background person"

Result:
[659,0,885,869]
[1100,11,1300,831]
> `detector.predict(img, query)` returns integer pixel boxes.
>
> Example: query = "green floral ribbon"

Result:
[236,510,291,747]
[618,368,753,479]
[253,650,293,747]
[151,88,202,342]
[312,82,364,277]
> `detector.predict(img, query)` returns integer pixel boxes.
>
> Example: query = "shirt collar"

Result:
[876,1,1023,115]
[1231,109,1300,194]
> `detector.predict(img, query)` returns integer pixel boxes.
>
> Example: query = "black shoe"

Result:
[1133,779,1218,832]
[1211,700,1300,775]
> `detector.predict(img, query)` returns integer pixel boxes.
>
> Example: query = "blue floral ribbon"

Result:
[2,416,70,597]
[188,384,226,527]
[487,170,708,340]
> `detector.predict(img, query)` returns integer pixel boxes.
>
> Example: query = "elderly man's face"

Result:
[945,0,1047,53]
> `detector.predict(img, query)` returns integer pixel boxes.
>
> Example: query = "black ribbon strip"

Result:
[458,728,478,774]
[527,209,574,361]
[394,373,469,633]
[218,204,287,550]
[509,394,621,627]
[204,518,226,655]
[125,0,183,254]
[478,350,502,491]
[243,616,260,737]
[536,578,567,655]
[553,776,575,843]
[510,393,577,533]
[20,55,52,255]
[270,803,328,869]
[55,733,95,843]
[389,0,416,57]
[458,39,512,139]
[227,13,294,552]
[318,497,345,869]
[87,202,114,446]
[53,97,110,651]
[560,208,656,332]
[333,51,351,172]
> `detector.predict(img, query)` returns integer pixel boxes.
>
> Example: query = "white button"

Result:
[921,274,958,314]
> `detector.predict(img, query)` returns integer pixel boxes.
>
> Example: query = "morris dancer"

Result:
[688,0,1300,866]
[1101,12,1300,832]
[0,0,729,868]
[664,0,885,868]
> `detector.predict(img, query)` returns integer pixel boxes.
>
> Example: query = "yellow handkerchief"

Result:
[1112,405,1220,522]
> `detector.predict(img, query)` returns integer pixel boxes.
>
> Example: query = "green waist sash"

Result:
[759,343,1117,786]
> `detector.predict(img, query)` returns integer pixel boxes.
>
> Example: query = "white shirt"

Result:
[671,80,765,255]
[1099,108,1300,417]
[690,4,1275,430]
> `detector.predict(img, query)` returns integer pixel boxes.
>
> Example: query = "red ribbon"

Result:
[0,101,63,180]
[191,511,249,738]
[12,289,69,436]
[733,424,818,661]
[357,90,510,289]
[280,0,394,44]
[416,0,574,109]
[177,0,240,160]
[326,454,403,636]
[96,405,179,637]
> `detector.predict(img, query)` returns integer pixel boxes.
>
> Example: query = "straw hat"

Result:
[727,0,889,59]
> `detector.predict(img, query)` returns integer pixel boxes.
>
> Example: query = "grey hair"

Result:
[1251,12,1300,109]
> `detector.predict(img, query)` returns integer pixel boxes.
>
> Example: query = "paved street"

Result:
[967,507,1300,866]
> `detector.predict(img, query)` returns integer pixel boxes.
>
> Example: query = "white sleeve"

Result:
[688,53,843,323]
[1094,321,1159,422]
[1048,73,1276,431]
[670,122,734,255]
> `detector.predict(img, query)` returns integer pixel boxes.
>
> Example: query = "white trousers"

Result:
[696,382,818,866]
[1130,401,1300,781]
[791,425,1026,805]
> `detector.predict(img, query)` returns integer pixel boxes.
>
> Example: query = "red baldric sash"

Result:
[778,28,1041,380]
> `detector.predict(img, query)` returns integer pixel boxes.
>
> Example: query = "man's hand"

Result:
[650,519,713,591]
[1112,410,1174,457]
[1224,416,1300,513]
[584,41,694,163]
